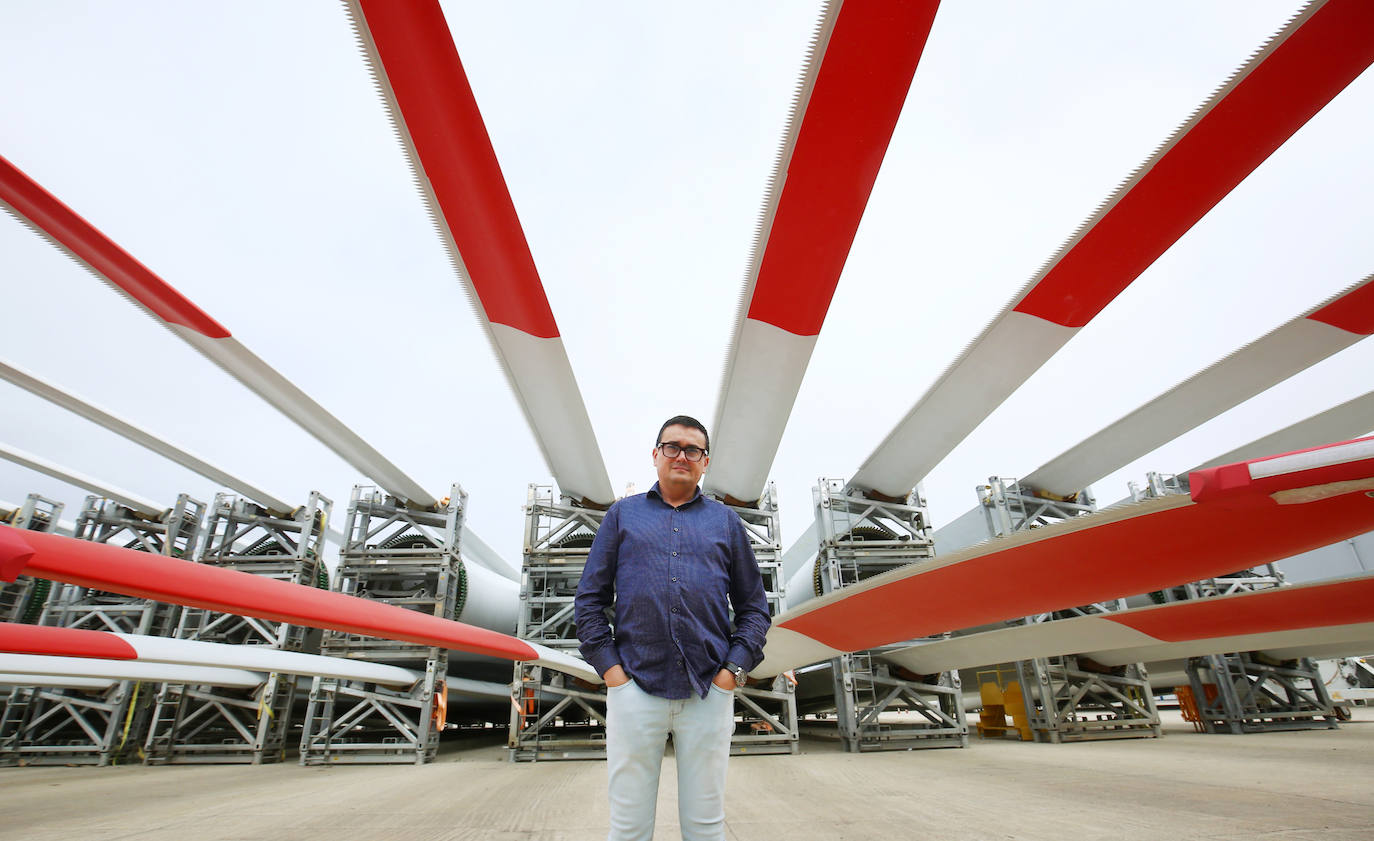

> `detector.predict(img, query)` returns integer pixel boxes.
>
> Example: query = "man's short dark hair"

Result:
[657,415,709,452]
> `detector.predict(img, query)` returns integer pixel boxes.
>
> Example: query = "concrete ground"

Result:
[1,709,1370,841]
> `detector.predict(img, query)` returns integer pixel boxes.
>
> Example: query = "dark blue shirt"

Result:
[575,483,771,700]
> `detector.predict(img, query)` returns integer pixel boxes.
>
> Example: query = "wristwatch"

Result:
[724,662,747,687]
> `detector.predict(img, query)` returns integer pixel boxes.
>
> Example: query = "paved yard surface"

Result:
[2,710,1370,841]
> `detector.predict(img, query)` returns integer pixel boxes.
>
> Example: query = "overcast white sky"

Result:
[2,1,1371,566]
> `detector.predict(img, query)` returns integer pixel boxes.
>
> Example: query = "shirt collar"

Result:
[647,481,704,508]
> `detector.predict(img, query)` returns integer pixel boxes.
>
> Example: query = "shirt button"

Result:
[673,528,679,532]
[671,577,677,582]
[671,607,679,613]
[672,552,678,557]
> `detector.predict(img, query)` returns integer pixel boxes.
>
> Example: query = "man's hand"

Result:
[603,664,630,688]
[712,668,738,691]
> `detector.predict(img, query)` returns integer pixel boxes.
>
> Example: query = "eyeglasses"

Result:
[657,442,707,462]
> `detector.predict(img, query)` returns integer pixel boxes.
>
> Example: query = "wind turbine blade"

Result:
[708,0,940,505]
[0,525,597,683]
[0,357,294,514]
[0,623,420,687]
[0,154,437,509]
[0,653,265,689]
[347,0,614,507]
[1023,274,1374,497]
[848,0,1374,500]
[1192,390,1374,472]
[877,574,1374,675]
[0,442,162,518]
[756,436,1374,676]
[0,674,116,690]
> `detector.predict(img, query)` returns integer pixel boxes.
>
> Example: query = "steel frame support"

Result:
[1014,655,1160,743]
[72,494,203,559]
[511,662,610,761]
[0,494,64,623]
[299,486,459,765]
[722,485,798,755]
[8,493,64,532]
[980,477,1161,743]
[1186,653,1339,733]
[1125,473,1337,734]
[0,495,205,766]
[509,485,609,761]
[301,665,444,765]
[0,682,151,766]
[1126,470,1188,503]
[813,479,968,751]
[730,674,801,755]
[829,649,966,751]
[978,476,1096,537]
[144,492,331,764]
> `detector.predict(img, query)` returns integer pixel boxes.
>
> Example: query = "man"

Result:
[575,415,771,841]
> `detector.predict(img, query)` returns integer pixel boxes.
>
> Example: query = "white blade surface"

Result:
[0,442,162,518]
[0,653,264,688]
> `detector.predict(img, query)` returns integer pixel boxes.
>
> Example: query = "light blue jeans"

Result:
[604,678,735,841]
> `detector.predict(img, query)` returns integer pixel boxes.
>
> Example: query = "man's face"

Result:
[653,424,710,493]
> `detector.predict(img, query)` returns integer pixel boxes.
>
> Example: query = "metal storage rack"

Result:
[509,485,609,761]
[814,479,968,751]
[299,486,460,765]
[980,477,1161,743]
[144,492,331,764]
[0,494,204,766]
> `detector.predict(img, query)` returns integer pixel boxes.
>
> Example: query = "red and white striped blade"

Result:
[876,574,1374,676]
[848,0,1374,500]
[1023,274,1374,498]
[0,442,162,519]
[0,526,598,683]
[0,357,294,515]
[347,0,613,507]
[0,154,436,509]
[707,1,940,505]
[0,623,419,687]
[756,436,1374,676]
